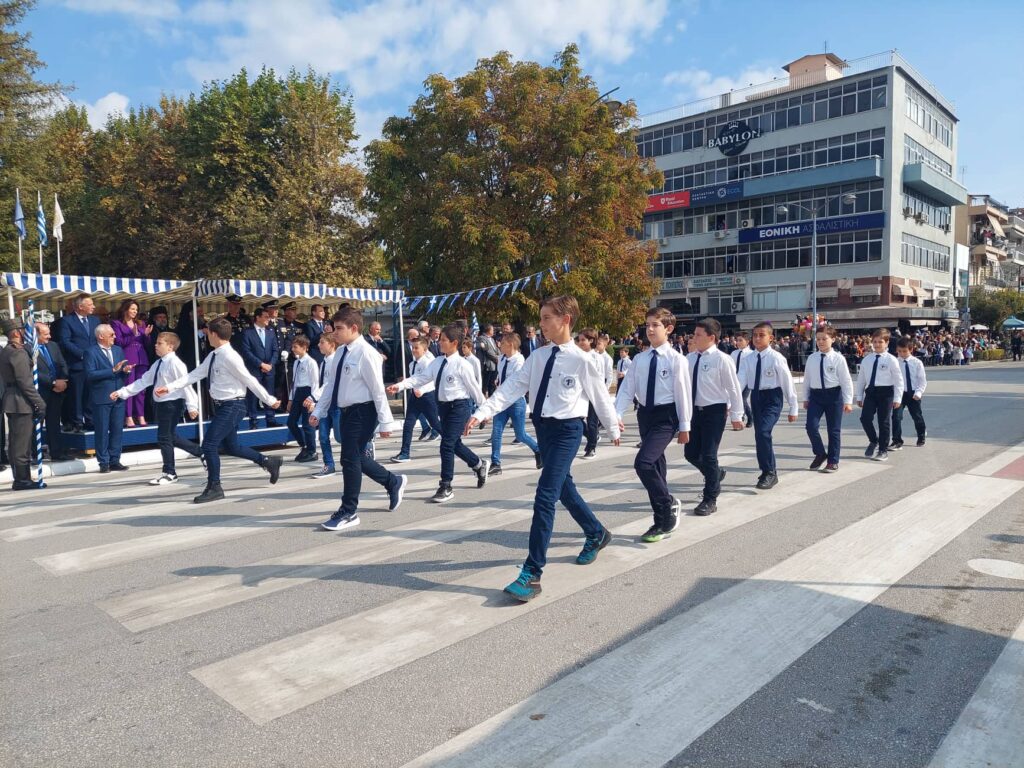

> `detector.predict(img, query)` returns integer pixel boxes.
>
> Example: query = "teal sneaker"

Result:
[576,528,612,565]
[504,567,542,602]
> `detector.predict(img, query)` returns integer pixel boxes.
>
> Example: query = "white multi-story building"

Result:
[636,50,967,331]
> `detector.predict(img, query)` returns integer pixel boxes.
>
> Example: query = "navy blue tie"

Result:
[40,344,55,376]
[753,353,762,392]
[329,347,349,407]
[691,353,701,404]
[434,358,448,400]
[904,360,912,394]
[735,351,741,372]
[645,350,658,407]
[532,347,559,419]
[500,359,509,386]
[819,353,825,390]
[868,355,879,389]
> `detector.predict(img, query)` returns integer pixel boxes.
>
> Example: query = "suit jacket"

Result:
[1,345,47,415]
[240,326,279,373]
[36,341,69,391]
[58,313,101,372]
[428,340,442,357]
[522,336,538,359]
[84,345,129,405]
[304,319,326,362]
[475,334,500,372]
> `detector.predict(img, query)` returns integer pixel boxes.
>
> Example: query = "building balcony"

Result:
[902,163,967,207]
[1004,214,1024,239]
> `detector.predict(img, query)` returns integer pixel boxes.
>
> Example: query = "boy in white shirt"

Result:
[575,328,602,459]
[729,331,754,426]
[287,335,320,463]
[113,331,202,486]
[389,323,488,503]
[460,339,482,386]
[390,337,443,463]
[891,336,927,449]
[614,307,691,542]
[615,345,632,387]
[466,295,620,601]
[487,332,541,475]
[802,325,853,472]
[306,333,341,478]
[738,322,798,490]
[855,328,904,462]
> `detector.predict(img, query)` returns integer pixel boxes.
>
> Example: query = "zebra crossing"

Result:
[3,425,1023,768]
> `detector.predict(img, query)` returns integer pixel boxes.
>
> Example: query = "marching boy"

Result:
[389,337,443,464]
[891,336,927,449]
[465,295,621,602]
[287,335,319,463]
[802,325,853,472]
[737,322,798,490]
[614,307,691,543]
[113,331,203,485]
[855,328,904,462]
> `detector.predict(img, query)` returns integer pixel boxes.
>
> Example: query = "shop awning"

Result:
[849,284,882,297]
[891,284,909,296]
[815,286,839,298]
[987,214,1006,238]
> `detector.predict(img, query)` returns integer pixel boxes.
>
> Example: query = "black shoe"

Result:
[98,464,111,474]
[418,432,430,442]
[719,468,726,483]
[194,484,225,504]
[265,456,283,484]
[756,472,778,490]
[865,442,877,458]
[428,484,454,503]
[265,419,281,428]
[889,441,904,451]
[582,449,596,459]
[487,463,502,477]
[296,451,318,464]
[916,437,926,447]
[809,455,827,470]
[534,451,543,470]
[474,460,490,488]
[12,480,44,491]
[109,462,129,471]
[249,419,258,431]
[694,498,717,516]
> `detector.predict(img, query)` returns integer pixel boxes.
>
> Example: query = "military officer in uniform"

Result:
[274,301,302,407]
[224,294,251,352]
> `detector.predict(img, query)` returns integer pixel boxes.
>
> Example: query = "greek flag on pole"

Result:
[36,193,47,247]
[471,312,480,340]
[13,190,27,240]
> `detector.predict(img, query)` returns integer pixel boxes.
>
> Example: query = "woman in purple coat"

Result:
[111,299,153,427]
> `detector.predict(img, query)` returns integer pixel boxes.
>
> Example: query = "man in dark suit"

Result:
[1,319,48,490]
[365,321,393,381]
[33,322,70,461]
[428,325,442,357]
[304,304,328,363]
[58,292,100,433]
[240,307,280,429]
[85,324,130,472]
[522,325,539,358]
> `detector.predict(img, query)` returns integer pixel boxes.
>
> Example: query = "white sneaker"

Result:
[149,473,178,486]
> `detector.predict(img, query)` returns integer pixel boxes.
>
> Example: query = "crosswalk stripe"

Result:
[926,612,1024,768]
[31,452,546,577]
[99,453,754,632]
[189,461,889,724]
[399,470,1023,767]
[966,441,1024,478]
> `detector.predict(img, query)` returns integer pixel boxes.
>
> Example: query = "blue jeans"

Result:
[338,401,397,515]
[526,417,603,576]
[750,387,783,474]
[318,405,342,468]
[400,391,441,457]
[287,386,315,451]
[490,398,538,465]
[683,404,727,501]
[806,387,843,464]
[202,398,268,485]
[437,399,479,484]
[92,399,125,466]
[155,399,202,475]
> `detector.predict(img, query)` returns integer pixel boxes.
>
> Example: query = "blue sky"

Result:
[22,0,1024,203]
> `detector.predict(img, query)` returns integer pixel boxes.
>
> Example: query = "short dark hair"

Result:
[483,323,494,334]
[253,307,267,320]
[292,335,310,349]
[502,332,521,351]
[207,317,232,341]
[541,295,579,326]
[695,318,722,340]
[752,321,774,335]
[441,323,465,345]
[896,336,914,350]
[646,307,676,329]
[734,330,749,340]
[332,306,364,331]
[872,328,890,340]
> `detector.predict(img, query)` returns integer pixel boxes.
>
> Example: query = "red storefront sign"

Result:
[645,190,691,213]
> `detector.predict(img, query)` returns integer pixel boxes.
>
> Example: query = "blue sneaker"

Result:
[576,528,612,565]
[321,512,359,531]
[504,567,542,602]
[388,474,408,511]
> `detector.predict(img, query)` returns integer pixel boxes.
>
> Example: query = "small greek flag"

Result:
[36,192,47,247]
[13,189,27,240]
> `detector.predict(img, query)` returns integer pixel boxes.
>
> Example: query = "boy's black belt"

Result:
[213,397,244,405]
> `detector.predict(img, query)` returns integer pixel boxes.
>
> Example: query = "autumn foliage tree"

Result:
[365,45,662,336]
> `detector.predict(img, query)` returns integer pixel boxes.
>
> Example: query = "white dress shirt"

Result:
[897,354,927,399]
[496,352,526,387]
[738,347,799,417]
[473,341,621,440]
[686,346,745,419]
[616,355,632,379]
[597,350,614,389]
[465,353,482,386]
[311,350,335,403]
[407,351,436,394]
[614,342,692,432]
[855,351,905,401]
[166,343,275,405]
[117,351,198,411]
[802,349,854,405]
[730,347,755,377]
[395,352,484,405]
[311,336,395,429]
[290,354,320,399]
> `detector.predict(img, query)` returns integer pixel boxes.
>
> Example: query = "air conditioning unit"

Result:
[903,207,913,217]
[740,219,753,229]
[714,230,727,240]
[936,298,949,308]
[936,289,950,299]
[942,224,951,233]
[731,301,745,312]
[914,212,927,224]
[657,237,670,247]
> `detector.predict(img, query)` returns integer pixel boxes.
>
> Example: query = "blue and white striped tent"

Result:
[3,272,195,313]
[194,279,404,310]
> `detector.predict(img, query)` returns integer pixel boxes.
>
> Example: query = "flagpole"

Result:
[37,191,43,274]
[25,299,47,487]
[56,239,61,275]
[16,188,24,273]
[53,193,63,274]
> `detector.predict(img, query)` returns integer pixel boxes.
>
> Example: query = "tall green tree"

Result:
[964,288,1024,329]
[365,45,661,335]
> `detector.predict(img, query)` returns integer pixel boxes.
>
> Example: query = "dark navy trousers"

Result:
[683,403,727,501]
[806,387,843,464]
[635,403,679,520]
[750,387,783,474]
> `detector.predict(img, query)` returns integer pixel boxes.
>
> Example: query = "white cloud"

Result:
[675,20,687,33]
[663,64,782,102]
[77,91,130,129]
[62,0,180,18]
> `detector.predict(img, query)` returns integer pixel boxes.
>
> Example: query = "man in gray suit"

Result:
[1,318,47,490]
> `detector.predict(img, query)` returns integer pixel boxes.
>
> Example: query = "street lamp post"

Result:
[776,193,857,327]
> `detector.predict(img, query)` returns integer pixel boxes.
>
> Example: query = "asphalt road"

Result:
[2,361,1023,768]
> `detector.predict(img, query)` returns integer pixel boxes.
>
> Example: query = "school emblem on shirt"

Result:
[701,362,711,372]
[562,375,576,389]
[826,365,835,373]
[879,363,888,370]
[765,368,775,378]
[446,374,456,384]
[344,364,354,374]
[659,368,670,379]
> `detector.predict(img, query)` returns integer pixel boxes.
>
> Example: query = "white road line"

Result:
[965,441,1024,478]
[398,471,1022,768]
[99,455,753,632]
[190,461,887,725]
[926,612,1024,768]
[31,453,546,577]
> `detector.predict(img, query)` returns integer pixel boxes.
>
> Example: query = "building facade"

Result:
[636,50,967,331]
[954,195,1024,293]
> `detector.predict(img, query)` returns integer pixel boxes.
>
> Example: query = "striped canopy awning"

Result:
[3,272,196,306]
[194,279,404,308]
